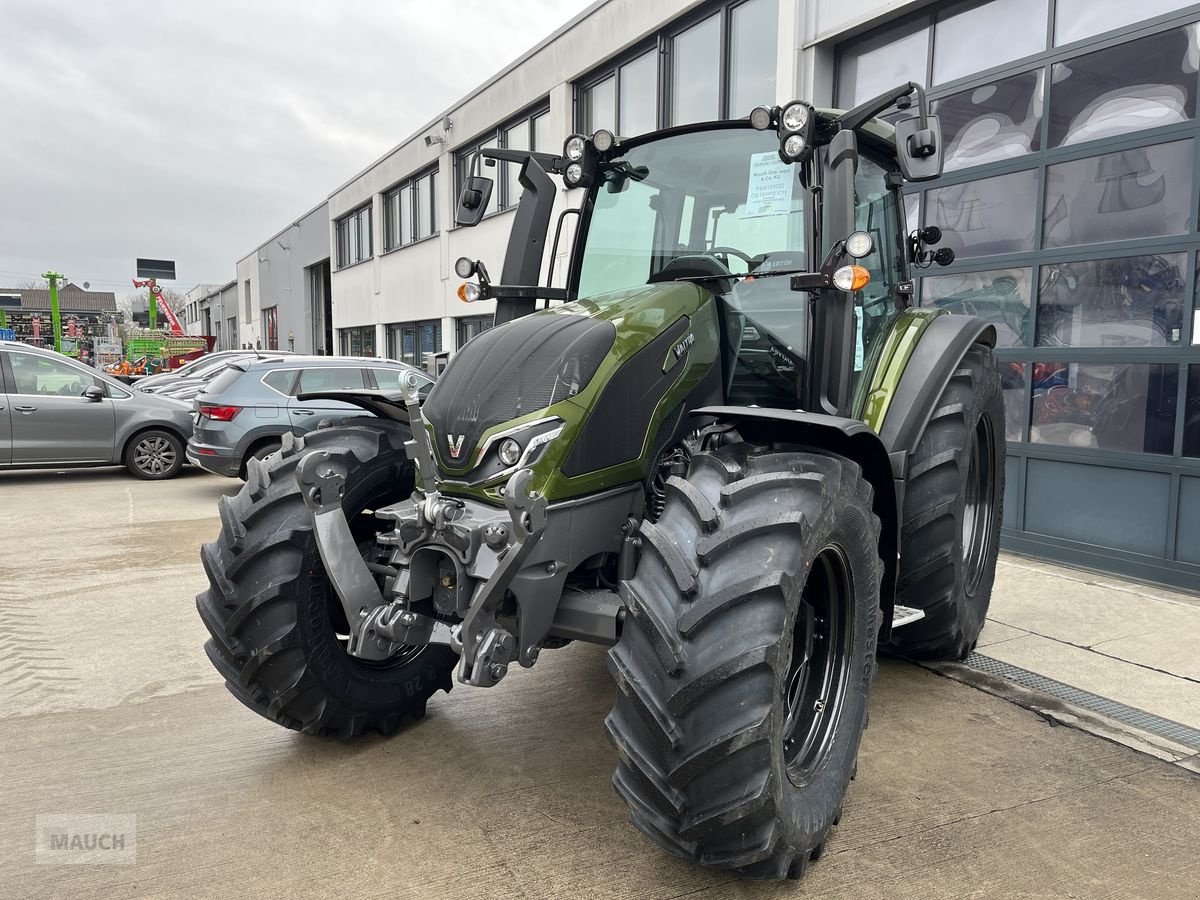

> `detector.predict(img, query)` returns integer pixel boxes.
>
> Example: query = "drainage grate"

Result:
[962,652,1200,753]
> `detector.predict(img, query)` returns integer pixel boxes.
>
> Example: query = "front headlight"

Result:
[498,438,522,467]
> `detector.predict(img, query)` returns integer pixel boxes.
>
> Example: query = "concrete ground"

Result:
[1,466,1198,899]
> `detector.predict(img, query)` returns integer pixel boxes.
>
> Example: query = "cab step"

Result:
[891,604,925,630]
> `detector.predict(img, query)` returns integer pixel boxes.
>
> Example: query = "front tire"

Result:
[606,443,881,880]
[888,345,1006,660]
[197,420,457,737]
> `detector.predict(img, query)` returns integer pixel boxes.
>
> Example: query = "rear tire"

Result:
[887,345,1005,660]
[197,420,457,737]
[606,443,881,880]
[124,428,185,480]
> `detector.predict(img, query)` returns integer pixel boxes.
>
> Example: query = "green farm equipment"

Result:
[199,83,1004,880]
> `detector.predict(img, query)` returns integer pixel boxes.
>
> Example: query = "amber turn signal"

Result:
[832,265,871,292]
[458,282,481,303]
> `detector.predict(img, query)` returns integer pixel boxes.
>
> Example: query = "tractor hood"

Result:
[422,281,719,497]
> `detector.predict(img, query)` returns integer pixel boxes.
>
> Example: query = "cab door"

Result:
[3,350,116,463]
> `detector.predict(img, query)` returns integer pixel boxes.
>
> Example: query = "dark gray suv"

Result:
[187,356,433,478]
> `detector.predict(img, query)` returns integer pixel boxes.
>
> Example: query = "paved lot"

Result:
[1,466,1198,899]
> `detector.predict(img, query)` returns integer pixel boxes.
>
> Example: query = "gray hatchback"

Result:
[0,340,194,479]
[187,355,433,478]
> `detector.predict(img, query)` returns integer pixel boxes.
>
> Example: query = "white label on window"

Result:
[744,151,794,219]
[854,306,865,371]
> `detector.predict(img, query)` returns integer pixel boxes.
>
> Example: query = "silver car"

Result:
[0,340,195,479]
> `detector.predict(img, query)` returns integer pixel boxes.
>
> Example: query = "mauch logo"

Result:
[674,332,695,359]
[447,434,466,459]
[36,814,136,865]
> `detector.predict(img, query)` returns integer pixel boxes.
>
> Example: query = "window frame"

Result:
[454,102,551,219]
[383,166,439,252]
[573,0,779,135]
[335,204,373,269]
[338,325,377,357]
[386,318,443,366]
[456,315,495,349]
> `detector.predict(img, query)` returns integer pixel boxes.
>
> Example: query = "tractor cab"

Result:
[453,83,948,418]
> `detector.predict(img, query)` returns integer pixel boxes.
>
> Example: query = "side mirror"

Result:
[455,176,494,227]
[894,113,943,182]
[83,385,105,402]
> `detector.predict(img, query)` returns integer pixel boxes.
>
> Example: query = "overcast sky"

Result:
[0,0,595,295]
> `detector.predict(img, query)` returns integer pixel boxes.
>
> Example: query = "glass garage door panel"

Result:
[927,169,1039,259]
[921,268,1033,347]
[836,20,929,107]
[1030,362,1178,453]
[932,0,1048,86]
[1186,365,1200,457]
[1049,26,1198,148]
[1036,254,1188,348]
[1054,0,1197,46]
[936,71,1044,172]
[1042,139,1194,249]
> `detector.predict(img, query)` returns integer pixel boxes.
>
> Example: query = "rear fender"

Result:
[295,389,412,424]
[690,406,899,639]
[877,315,996,468]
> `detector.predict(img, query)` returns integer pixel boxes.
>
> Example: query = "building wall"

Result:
[250,201,330,353]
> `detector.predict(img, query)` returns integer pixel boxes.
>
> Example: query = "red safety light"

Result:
[199,404,241,422]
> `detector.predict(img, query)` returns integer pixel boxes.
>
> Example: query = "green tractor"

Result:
[199,82,1004,880]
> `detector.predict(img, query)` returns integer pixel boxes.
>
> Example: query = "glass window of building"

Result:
[670,14,721,125]
[383,171,435,251]
[836,19,930,107]
[415,171,436,241]
[339,326,376,357]
[582,75,616,134]
[504,120,529,212]
[387,319,442,367]
[1042,139,1194,249]
[335,205,372,268]
[1054,0,1195,46]
[1048,25,1197,148]
[1185,365,1200,456]
[922,268,1033,347]
[457,315,494,348]
[926,168,1039,259]
[455,104,549,215]
[1035,254,1187,347]
[1030,363,1178,453]
[729,0,777,114]
[619,51,658,136]
[936,71,1044,172]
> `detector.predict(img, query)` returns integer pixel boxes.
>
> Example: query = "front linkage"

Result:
[296,371,566,688]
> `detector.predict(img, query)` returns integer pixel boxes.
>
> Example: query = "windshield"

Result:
[577,127,807,297]
[576,126,811,405]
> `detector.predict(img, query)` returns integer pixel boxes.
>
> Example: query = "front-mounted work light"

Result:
[591,129,615,153]
[562,134,598,189]
[777,100,815,164]
[749,106,773,130]
[564,135,586,162]
[454,256,476,279]
[844,231,875,259]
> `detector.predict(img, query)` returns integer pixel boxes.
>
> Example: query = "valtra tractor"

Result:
[199,82,1004,880]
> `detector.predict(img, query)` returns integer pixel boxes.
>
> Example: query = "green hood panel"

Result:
[430,282,721,505]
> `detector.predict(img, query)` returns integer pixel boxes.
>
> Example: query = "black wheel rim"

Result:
[962,414,996,597]
[325,499,424,670]
[134,435,177,476]
[783,545,855,786]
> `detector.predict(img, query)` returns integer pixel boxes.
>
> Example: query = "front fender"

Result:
[296,389,412,423]
[690,406,899,639]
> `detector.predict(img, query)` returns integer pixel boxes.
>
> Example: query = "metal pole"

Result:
[43,270,63,353]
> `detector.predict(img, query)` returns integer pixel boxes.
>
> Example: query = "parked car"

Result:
[0,340,194,479]
[187,355,433,478]
[137,350,285,393]
[151,354,291,404]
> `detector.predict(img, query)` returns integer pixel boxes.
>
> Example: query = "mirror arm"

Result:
[835,81,928,134]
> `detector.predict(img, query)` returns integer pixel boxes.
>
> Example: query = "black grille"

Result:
[423,313,616,469]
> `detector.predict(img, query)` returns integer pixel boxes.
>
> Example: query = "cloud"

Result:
[0,0,594,293]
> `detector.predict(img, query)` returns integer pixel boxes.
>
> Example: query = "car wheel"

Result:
[125,429,185,480]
